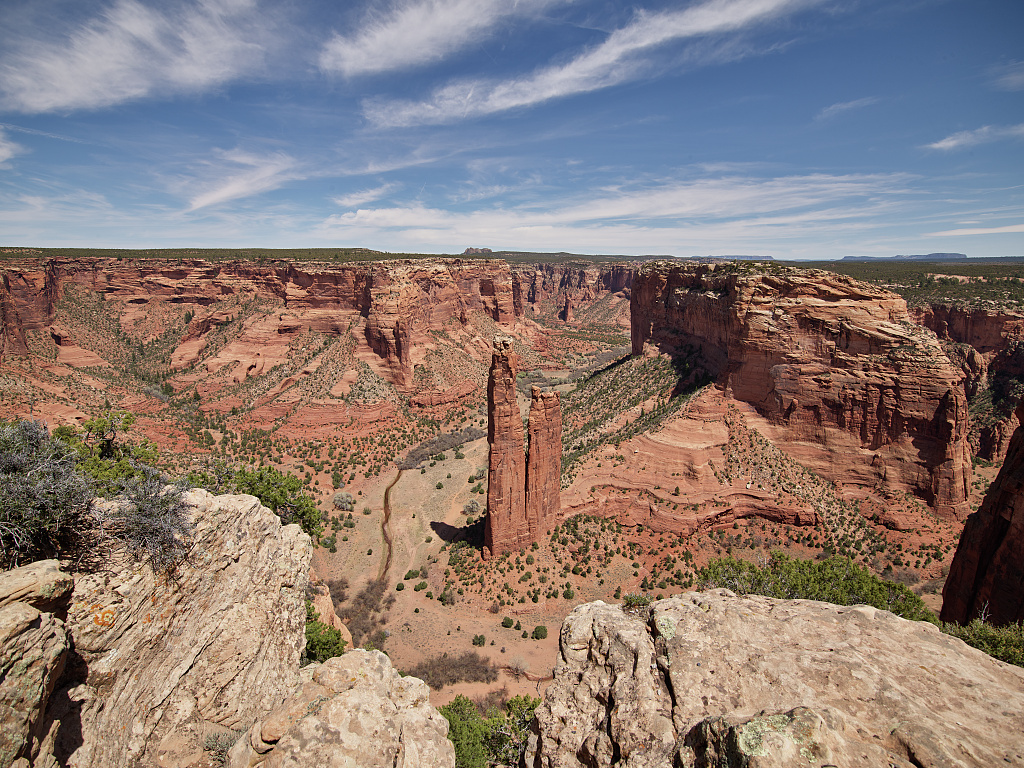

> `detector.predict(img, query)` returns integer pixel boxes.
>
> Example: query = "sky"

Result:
[0,0,1021,259]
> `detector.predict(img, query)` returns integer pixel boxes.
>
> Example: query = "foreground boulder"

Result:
[228,649,454,768]
[0,561,73,768]
[527,591,1024,767]
[52,489,311,768]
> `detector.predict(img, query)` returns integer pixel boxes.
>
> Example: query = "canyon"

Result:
[4,252,1024,766]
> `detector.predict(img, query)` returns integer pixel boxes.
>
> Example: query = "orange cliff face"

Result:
[630,261,972,521]
[0,257,522,392]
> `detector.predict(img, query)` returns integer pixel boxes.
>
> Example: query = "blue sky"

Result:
[0,0,1021,259]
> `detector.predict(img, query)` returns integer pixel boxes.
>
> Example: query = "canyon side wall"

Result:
[0,258,521,390]
[510,262,633,322]
[630,262,971,519]
[942,398,1024,626]
[914,303,1024,460]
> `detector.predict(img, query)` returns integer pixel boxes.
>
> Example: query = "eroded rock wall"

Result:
[527,592,1024,768]
[511,262,633,320]
[526,386,561,539]
[942,399,1024,626]
[631,262,971,519]
[485,337,529,558]
[0,258,520,390]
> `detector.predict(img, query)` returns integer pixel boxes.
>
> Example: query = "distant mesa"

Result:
[462,247,492,255]
[842,252,968,261]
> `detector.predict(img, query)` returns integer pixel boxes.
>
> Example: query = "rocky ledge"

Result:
[527,591,1024,768]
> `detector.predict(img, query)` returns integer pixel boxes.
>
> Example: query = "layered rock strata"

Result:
[0,258,520,390]
[227,650,454,768]
[0,560,73,768]
[631,262,971,519]
[526,385,562,539]
[942,399,1024,625]
[485,337,529,557]
[52,490,311,767]
[527,592,1024,768]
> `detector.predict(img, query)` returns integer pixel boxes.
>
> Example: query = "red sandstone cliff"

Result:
[631,262,971,519]
[484,337,529,558]
[942,398,1024,625]
[510,262,633,323]
[913,304,1024,461]
[526,385,561,538]
[0,258,520,391]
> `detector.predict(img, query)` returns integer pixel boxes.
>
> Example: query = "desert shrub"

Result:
[399,427,486,469]
[501,616,514,628]
[697,552,936,622]
[204,730,242,765]
[333,491,355,511]
[472,634,485,647]
[942,619,1024,667]
[0,419,95,568]
[104,463,193,573]
[531,625,547,640]
[406,650,498,690]
[303,600,348,664]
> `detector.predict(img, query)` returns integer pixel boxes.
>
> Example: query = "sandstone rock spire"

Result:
[527,385,561,539]
[485,336,529,558]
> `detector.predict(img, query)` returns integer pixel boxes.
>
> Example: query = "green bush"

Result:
[440,693,540,768]
[501,616,514,628]
[472,634,485,646]
[440,695,489,768]
[531,625,547,640]
[303,601,347,664]
[190,464,321,537]
[698,553,936,622]
[942,619,1024,667]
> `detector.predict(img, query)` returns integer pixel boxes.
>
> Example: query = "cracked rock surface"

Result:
[527,590,1024,768]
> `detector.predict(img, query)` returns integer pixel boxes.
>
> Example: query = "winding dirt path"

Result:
[378,469,403,582]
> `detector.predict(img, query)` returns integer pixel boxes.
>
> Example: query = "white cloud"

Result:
[185,149,299,211]
[814,96,878,121]
[0,0,271,113]
[365,0,821,127]
[991,60,1024,91]
[320,0,555,78]
[313,172,907,253]
[333,183,401,208]
[926,123,1024,151]
[928,223,1024,237]
[0,128,25,164]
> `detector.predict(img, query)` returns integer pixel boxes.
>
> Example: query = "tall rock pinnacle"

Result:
[527,385,561,539]
[485,336,529,558]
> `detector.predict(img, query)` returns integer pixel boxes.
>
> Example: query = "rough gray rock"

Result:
[527,591,1024,768]
[227,649,455,768]
[0,561,73,768]
[53,489,312,768]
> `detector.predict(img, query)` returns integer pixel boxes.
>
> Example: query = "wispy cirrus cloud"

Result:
[313,171,908,253]
[814,96,878,121]
[991,60,1024,91]
[185,148,299,211]
[926,123,1024,151]
[319,0,557,78]
[0,128,25,164]
[929,223,1024,237]
[364,0,822,127]
[0,0,273,113]
[333,183,401,207]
